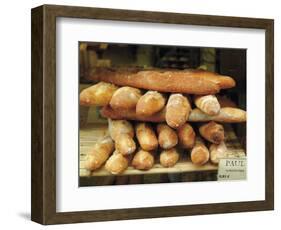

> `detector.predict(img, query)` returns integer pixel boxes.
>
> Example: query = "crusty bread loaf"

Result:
[102,106,166,122]
[87,68,235,94]
[209,141,228,164]
[80,82,118,106]
[177,123,196,149]
[135,123,158,151]
[159,148,180,167]
[84,136,114,171]
[194,95,221,115]
[110,86,142,110]
[136,91,166,116]
[199,121,225,144]
[102,106,246,123]
[190,137,210,165]
[108,119,134,141]
[157,124,178,149]
[166,94,191,128]
[188,107,247,123]
[105,151,129,174]
[132,149,154,170]
[115,133,136,155]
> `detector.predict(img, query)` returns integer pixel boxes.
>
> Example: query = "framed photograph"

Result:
[31,4,274,225]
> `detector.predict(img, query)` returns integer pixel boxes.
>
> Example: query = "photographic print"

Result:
[79,43,247,186]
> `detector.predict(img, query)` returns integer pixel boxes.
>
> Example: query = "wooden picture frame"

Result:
[31,4,274,225]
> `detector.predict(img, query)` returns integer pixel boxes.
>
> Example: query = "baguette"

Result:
[157,124,178,149]
[110,86,142,110]
[80,82,118,106]
[105,151,129,175]
[177,123,196,149]
[108,119,134,141]
[135,123,158,151]
[190,137,210,165]
[199,121,224,144]
[166,94,191,128]
[136,91,166,116]
[115,133,136,155]
[159,148,180,167]
[132,149,154,170]
[102,106,246,123]
[102,106,166,122]
[188,107,247,123]
[88,68,235,94]
[84,136,114,171]
[194,95,220,115]
[209,141,228,164]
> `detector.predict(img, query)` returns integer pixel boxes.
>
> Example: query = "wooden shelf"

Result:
[79,124,246,177]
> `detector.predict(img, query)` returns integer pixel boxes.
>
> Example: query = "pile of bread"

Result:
[80,68,246,175]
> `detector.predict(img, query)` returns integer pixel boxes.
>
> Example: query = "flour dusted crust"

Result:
[159,148,180,168]
[194,95,221,115]
[102,106,246,123]
[87,68,235,95]
[199,121,225,144]
[132,149,154,170]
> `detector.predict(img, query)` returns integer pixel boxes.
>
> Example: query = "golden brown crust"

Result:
[102,106,246,123]
[159,148,180,167]
[132,149,154,170]
[166,94,191,128]
[87,68,235,94]
[136,91,166,116]
[194,95,221,115]
[108,119,134,141]
[84,136,115,171]
[80,82,118,106]
[188,108,247,123]
[105,151,129,174]
[110,86,142,110]
[209,141,228,164]
[199,121,225,144]
[135,123,158,151]
[102,106,166,122]
[190,138,210,165]
[177,123,196,149]
[115,133,136,155]
[157,124,178,149]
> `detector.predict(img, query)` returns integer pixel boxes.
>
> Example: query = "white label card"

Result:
[218,158,247,181]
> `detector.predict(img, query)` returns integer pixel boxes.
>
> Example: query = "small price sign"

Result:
[217,158,247,181]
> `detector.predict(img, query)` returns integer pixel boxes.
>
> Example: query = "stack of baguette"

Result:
[81,68,246,175]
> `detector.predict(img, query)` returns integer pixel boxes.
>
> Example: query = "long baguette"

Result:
[87,68,235,94]
[188,107,247,123]
[101,106,246,123]
[102,105,166,122]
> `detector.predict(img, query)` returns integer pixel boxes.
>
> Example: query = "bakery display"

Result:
[80,68,246,176]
